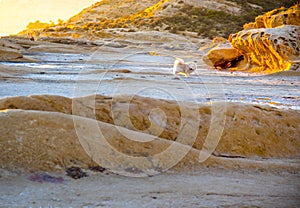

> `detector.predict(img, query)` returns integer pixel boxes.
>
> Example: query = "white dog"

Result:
[173,58,197,77]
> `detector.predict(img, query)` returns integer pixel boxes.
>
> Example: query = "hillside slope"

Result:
[19,0,298,39]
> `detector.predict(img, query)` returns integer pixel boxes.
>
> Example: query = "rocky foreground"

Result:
[0,94,299,174]
[0,94,299,207]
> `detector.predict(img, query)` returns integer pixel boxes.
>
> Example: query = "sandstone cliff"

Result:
[203,4,300,73]
[243,4,300,29]
[229,25,300,72]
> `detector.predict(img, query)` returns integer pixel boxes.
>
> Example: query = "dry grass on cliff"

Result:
[19,0,298,39]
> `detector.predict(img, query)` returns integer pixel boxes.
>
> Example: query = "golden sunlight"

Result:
[0,0,99,36]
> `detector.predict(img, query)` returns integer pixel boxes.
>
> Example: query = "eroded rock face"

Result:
[0,94,299,173]
[229,25,300,72]
[243,4,300,29]
[0,39,23,61]
[0,38,37,62]
[202,4,300,73]
[0,48,23,62]
[0,39,24,51]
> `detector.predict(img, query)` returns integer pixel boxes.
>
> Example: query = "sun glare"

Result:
[0,0,99,35]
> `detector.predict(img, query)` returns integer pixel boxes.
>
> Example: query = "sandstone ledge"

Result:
[0,95,299,173]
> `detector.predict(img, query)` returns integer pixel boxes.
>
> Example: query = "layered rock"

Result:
[0,94,299,173]
[0,38,38,62]
[0,48,23,62]
[73,95,300,158]
[0,39,23,61]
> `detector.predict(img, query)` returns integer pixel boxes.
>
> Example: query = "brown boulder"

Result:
[202,42,242,69]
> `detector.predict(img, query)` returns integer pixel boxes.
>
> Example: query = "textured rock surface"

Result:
[0,95,72,113]
[74,95,300,158]
[0,39,23,61]
[0,109,299,174]
[0,38,38,62]
[229,25,300,72]
[0,110,95,171]
[0,39,24,51]
[0,95,299,173]
[0,48,23,62]
[243,4,300,29]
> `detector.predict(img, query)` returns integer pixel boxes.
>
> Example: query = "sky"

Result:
[0,0,100,36]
